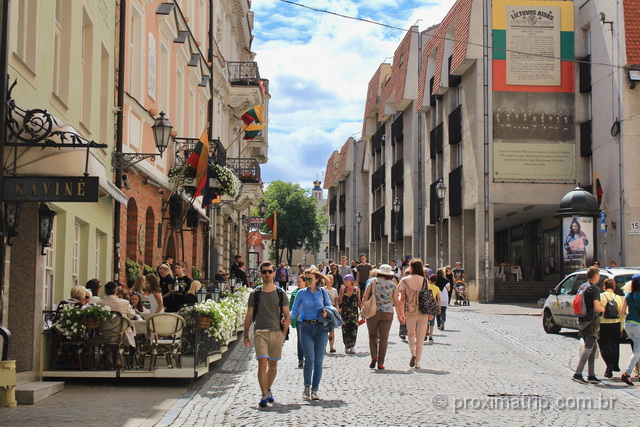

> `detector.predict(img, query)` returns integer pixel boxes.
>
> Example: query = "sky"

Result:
[251,0,452,192]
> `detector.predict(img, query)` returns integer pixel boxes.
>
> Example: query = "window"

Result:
[80,10,94,130]
[175,67,184,135]
[99,45,110,144]
[558,275,577,295]
[15,0,38,72]
[52,0,71,105]
[72,223,80,287]
[158,40,170,116]
[95,233,101,279]
[129,3,144,100]
[42,219,56,311]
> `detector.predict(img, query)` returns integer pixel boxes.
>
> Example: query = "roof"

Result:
[625,0,640,65]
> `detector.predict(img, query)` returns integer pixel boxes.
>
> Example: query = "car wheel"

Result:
[543,309,561,334]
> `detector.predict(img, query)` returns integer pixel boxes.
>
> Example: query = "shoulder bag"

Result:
[361,279,377,319]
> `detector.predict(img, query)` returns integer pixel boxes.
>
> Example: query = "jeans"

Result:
[575,335,598,377]
[624,322,640,375]
[296,326,304,362]
[300,322,329,390]
[437,307,447,327]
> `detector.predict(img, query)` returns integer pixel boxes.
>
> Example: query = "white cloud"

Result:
[252,0,453,185]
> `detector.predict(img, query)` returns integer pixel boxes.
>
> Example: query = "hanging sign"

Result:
[3,176,99,202]
[247,231,263,247]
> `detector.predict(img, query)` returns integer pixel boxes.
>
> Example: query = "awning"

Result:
[103,179,128,206]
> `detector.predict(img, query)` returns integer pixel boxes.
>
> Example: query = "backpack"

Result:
[419,281,439,316]
[603,298,619,319]
[572,282,589,317]
[253,286,289,340]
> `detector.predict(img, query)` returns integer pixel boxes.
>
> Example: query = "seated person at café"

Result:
[130,292,148,316]
[85,279,102,304]
[57,286,91,311]
[96,281,137,347]
[182,281,203,306]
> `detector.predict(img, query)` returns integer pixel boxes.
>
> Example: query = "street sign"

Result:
[247,231,263,246]
[249,217,264,225]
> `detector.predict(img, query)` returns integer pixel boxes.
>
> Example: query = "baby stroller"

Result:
[454,281,470,306]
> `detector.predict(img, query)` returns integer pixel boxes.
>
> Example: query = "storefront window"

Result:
[543,228,561,274]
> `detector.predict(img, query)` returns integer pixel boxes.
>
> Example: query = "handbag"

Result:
[418,279,439,316]
[361,279,377,319]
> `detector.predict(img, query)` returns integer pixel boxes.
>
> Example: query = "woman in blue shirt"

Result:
[289,268,332,401]
[620,274,640,386]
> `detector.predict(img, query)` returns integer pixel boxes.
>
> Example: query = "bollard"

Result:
[0,326,17,408]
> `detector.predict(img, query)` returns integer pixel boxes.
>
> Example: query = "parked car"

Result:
[542,267,639,334]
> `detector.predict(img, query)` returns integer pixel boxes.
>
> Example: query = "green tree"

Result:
[260,181,326,265]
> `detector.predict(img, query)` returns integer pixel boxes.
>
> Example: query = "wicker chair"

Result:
[145,313,186,370]
[97,313,134,370]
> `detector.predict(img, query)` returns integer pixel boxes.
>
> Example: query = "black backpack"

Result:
[603,294,619,319]
[253,286,288,340]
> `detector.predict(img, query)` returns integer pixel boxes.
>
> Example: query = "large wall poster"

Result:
[562,216,595,272]
[492,0,575,183]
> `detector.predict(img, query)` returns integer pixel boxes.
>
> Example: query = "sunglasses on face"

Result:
[261,270,274,274]
[305,277,314,282]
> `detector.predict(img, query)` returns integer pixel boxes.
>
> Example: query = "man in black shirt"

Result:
[572,266,605,384]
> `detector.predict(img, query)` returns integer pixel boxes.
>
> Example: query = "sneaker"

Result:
[572,374,588,384]
[259,394,269,407]
[311,389,321,400]
[298,360,304,368]
[587,376,601,384]
[424,334,429,342]
[399,335,407,340]
[621,373,634,386]
[329,348,336,353]
[429,336,434,343]
[604,368,613,378]
[410,355,416,368]
[441,322,445,331]
[267,389,274,403]
[415,364,421,370]
[302,386,311,400]
[350,348,357,354]
[369,358,378,369]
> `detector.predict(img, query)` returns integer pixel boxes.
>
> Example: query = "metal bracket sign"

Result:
[3,176,100,202]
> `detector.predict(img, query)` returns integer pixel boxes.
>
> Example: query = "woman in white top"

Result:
[144,274,164,314]
[325,275,339,353]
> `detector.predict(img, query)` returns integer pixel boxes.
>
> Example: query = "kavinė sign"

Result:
[3,176,99,202]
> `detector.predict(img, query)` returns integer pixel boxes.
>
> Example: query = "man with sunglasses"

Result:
[244,262,290,408]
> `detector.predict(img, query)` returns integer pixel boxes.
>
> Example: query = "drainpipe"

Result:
[113,0,126,281]
[482,0,491,302]
[352,138,357,257]
[417,30,424,258]
[0,0,10,321]
[204,0,214,279]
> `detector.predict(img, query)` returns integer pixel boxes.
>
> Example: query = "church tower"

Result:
[312,179,323,200]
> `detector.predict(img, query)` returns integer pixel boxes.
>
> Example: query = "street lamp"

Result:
[112,111,173,170]
[303,237,309,267]
[435,179,447,269]
[392,198,401,264]
[259,201,267,216]
[38,203,57,256]
[356,211,362,257]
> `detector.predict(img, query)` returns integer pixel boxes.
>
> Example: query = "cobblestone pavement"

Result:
[157,304,640,426]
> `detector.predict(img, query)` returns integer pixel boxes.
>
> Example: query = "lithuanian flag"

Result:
[595,172,604,206]
[243,123,266,140]
[242,105,265,125]
[187,129,209,198]
[266,207,279,240]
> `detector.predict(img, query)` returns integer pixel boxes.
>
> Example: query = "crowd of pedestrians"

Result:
[244,254,466,407]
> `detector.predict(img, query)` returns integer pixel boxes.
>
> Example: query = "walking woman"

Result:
[362,264,400,370]
[598,278,624,378]
[289,268,333,400]
[289,275,307,368]
[339,274,361,354]
[398,259,438,369]
[620,273,640,386]
[325,275,339,353]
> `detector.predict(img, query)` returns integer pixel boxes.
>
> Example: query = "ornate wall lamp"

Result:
[4,201,21,246]
[112,111,173,170]
[38,203,57,255]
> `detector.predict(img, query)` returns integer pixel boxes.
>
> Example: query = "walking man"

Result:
[355,254,373,296]
[572,266,604,384]
[244,262,290,407]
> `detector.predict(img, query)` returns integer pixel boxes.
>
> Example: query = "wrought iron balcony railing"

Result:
[227,158,261,183]
[228,62,262,86]
[174,138,226,168]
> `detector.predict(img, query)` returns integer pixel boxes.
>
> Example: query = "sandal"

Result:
[369,358,378,369]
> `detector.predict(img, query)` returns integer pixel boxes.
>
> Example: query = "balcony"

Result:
[228,62,262,87]
[339,194,346,212]
[227,158,261,183]
[174,138,226,168]
[371,165,386,193]
[391,159,403,188]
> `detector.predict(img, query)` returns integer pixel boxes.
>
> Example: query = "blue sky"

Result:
[251,0,451,191]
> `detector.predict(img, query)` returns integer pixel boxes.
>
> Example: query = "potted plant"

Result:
[53,304,114,340]
[192,288,250,343]
[210,164,241,198]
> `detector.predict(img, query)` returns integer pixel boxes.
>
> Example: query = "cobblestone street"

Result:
[3,303,640,426]
[158,303,640,426]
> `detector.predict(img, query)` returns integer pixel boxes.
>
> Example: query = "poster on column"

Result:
[562,217,594,272]
[492,0,576,183]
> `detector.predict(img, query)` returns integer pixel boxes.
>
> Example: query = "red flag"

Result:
[186,130,209,198]
[595,172,604,206]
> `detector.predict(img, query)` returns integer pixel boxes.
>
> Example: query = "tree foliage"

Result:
[260,181,326,265]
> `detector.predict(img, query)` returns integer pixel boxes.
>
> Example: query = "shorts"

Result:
[254,329,284,361]
[428,317,435,326]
